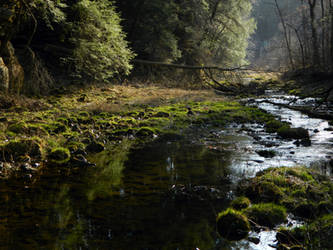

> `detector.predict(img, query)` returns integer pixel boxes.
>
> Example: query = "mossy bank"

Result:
[0,84,283,181]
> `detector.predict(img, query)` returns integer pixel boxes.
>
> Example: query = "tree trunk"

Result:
[308,0,320,68]
[274,0,295,70]
[288,24,306,69]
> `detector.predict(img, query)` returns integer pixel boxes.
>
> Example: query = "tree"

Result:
[66,0,135,82]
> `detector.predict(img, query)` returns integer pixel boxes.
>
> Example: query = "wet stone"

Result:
[248,236,260,244]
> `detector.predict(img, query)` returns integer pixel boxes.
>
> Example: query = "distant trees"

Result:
[252,0,333,72]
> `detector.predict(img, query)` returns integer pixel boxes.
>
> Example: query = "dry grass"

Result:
[78,84,227,113]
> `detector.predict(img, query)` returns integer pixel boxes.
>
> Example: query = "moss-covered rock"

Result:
[244,181,284,203]
[230,197,251,210]
[216,208,250,241]
[244,203,287,228]
[265,120,287,133]
[277,127,309,140]
[48,147,71,164]
[2,138,43,160]
[136,127,156,137]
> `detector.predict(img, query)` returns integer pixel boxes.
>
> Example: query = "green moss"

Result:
[66,141,85,152]
[231,197,251,210]
[265,120,288,133]
[244,203,287,228]
[78,111,90,117]
[42,122,68,134]
[244,181,284,203]
[216,208,250,241]
[27,124,49,136]
[2,138,43,160]
[7,122,28,134]
[48,147,71,164]
[136,127,156,137]
[57,117,69,125]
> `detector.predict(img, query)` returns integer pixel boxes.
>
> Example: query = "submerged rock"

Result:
[168,184,224,201]
[256,150,276,158]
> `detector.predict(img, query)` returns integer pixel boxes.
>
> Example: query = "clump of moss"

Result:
[244,203,287,228]
[231,197,251,210]
[2,138,43,160]
[136,127,156,137]
[48,147,71,164]
[244,181,284,203]
[265,120,287,133]
[6,122,28,134]
[277,127,309,140]
[216,208,250,241]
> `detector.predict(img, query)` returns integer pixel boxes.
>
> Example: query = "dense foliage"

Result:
[117,0,255,67]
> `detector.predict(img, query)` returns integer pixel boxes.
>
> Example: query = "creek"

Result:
[0,93,332,249]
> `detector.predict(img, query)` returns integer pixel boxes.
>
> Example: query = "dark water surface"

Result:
[0,95,332,250]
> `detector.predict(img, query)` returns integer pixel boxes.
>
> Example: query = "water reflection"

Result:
[0,138,235,249]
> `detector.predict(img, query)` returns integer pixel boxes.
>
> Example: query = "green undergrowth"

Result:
[216,166,333,247]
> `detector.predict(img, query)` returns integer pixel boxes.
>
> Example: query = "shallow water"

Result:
[0,95,332,249]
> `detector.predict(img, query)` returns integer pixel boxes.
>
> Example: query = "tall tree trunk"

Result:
[330,0,333,70]
[308,0,320,68]
[288,24,306,69]
[274,0,295,70]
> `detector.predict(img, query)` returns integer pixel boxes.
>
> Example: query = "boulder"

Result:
[1,42,24,94]
[0,57,9,91]
[217,208,250,241]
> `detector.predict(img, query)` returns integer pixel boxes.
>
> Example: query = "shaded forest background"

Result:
[0,0,332,96]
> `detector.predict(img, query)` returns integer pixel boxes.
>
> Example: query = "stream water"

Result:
[0,95,332,249]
